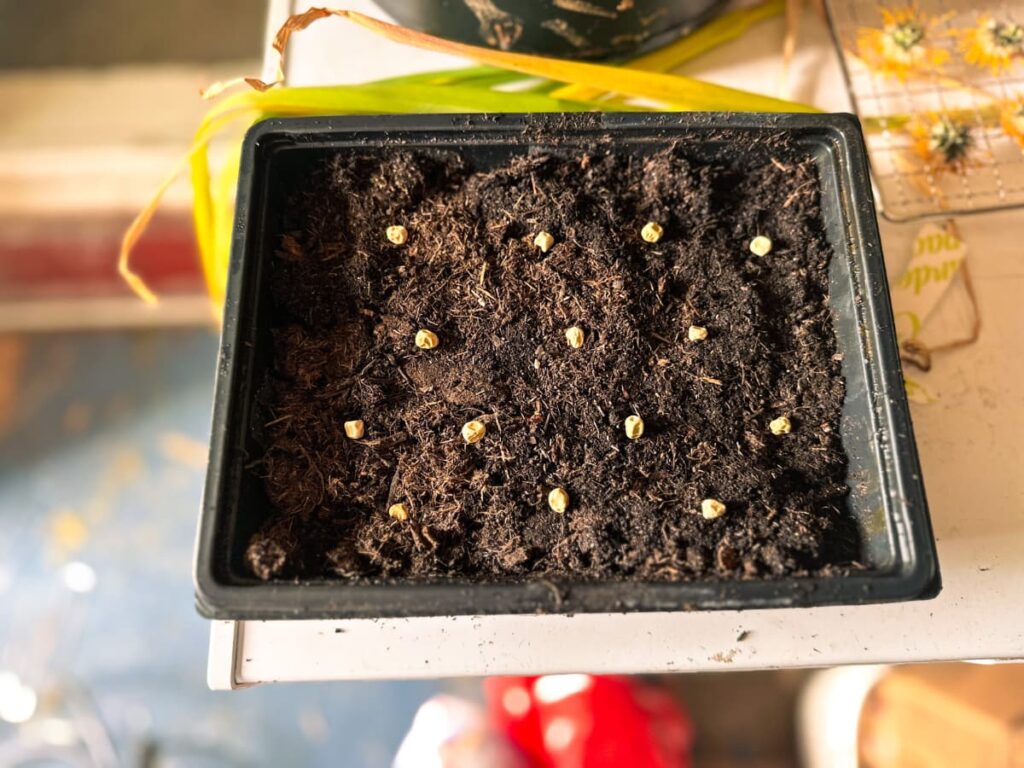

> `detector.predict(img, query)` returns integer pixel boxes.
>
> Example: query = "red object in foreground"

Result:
[484,675,693,768]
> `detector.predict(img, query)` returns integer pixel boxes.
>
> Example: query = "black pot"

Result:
[374,0,728,59]
[195,112,939,620]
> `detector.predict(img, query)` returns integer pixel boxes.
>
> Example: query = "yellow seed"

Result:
[388,503,409,521]
[386,225,408,245]
[548,487,570,514]
[624,414,644,439]
[462,420,486,444]
[701,498,727,519]
[415,329,439,350]
[687,325,708,342]
[641,221,664,243]
[565,326,585,349]
[769,415,792,435]
[343,419,365,439]
[749,235,772,256]
[534,231,555,253]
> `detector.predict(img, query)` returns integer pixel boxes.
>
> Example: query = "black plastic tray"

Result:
[195,112,939,619]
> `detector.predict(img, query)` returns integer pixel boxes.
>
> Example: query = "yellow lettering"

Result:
[895,310,921,338]
[918,266,930,291]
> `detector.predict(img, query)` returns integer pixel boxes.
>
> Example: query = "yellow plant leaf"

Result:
[118,110,244,306]
[253,9,817,113]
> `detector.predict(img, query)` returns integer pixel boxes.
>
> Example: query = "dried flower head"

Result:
[910,115,974,171]
[1000,98,1024,149]
[856,5,951,81]
[959,15,1024,74]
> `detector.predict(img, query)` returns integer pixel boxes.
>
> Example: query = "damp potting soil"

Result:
[245,142,859,583]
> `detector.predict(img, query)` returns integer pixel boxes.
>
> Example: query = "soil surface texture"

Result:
[245,141,858,584]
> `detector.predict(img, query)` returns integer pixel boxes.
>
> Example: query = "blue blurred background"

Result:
[0,330,458,766]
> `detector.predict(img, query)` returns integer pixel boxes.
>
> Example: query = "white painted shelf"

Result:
[208,0,1024,688]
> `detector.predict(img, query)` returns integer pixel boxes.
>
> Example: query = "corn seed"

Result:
[565,326,585,349]
[386,225,408,245]
[548,487,570,514]
[749,235,772,256]
[462,420,486,444]
[534,231,555,253]
[415,329,439,350]
[641,221,664,243]
[701,498,727,519]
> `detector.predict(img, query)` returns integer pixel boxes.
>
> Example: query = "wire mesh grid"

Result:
[826,0,1024,220]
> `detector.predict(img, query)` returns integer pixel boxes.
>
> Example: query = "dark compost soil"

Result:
[245,140,859,584]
